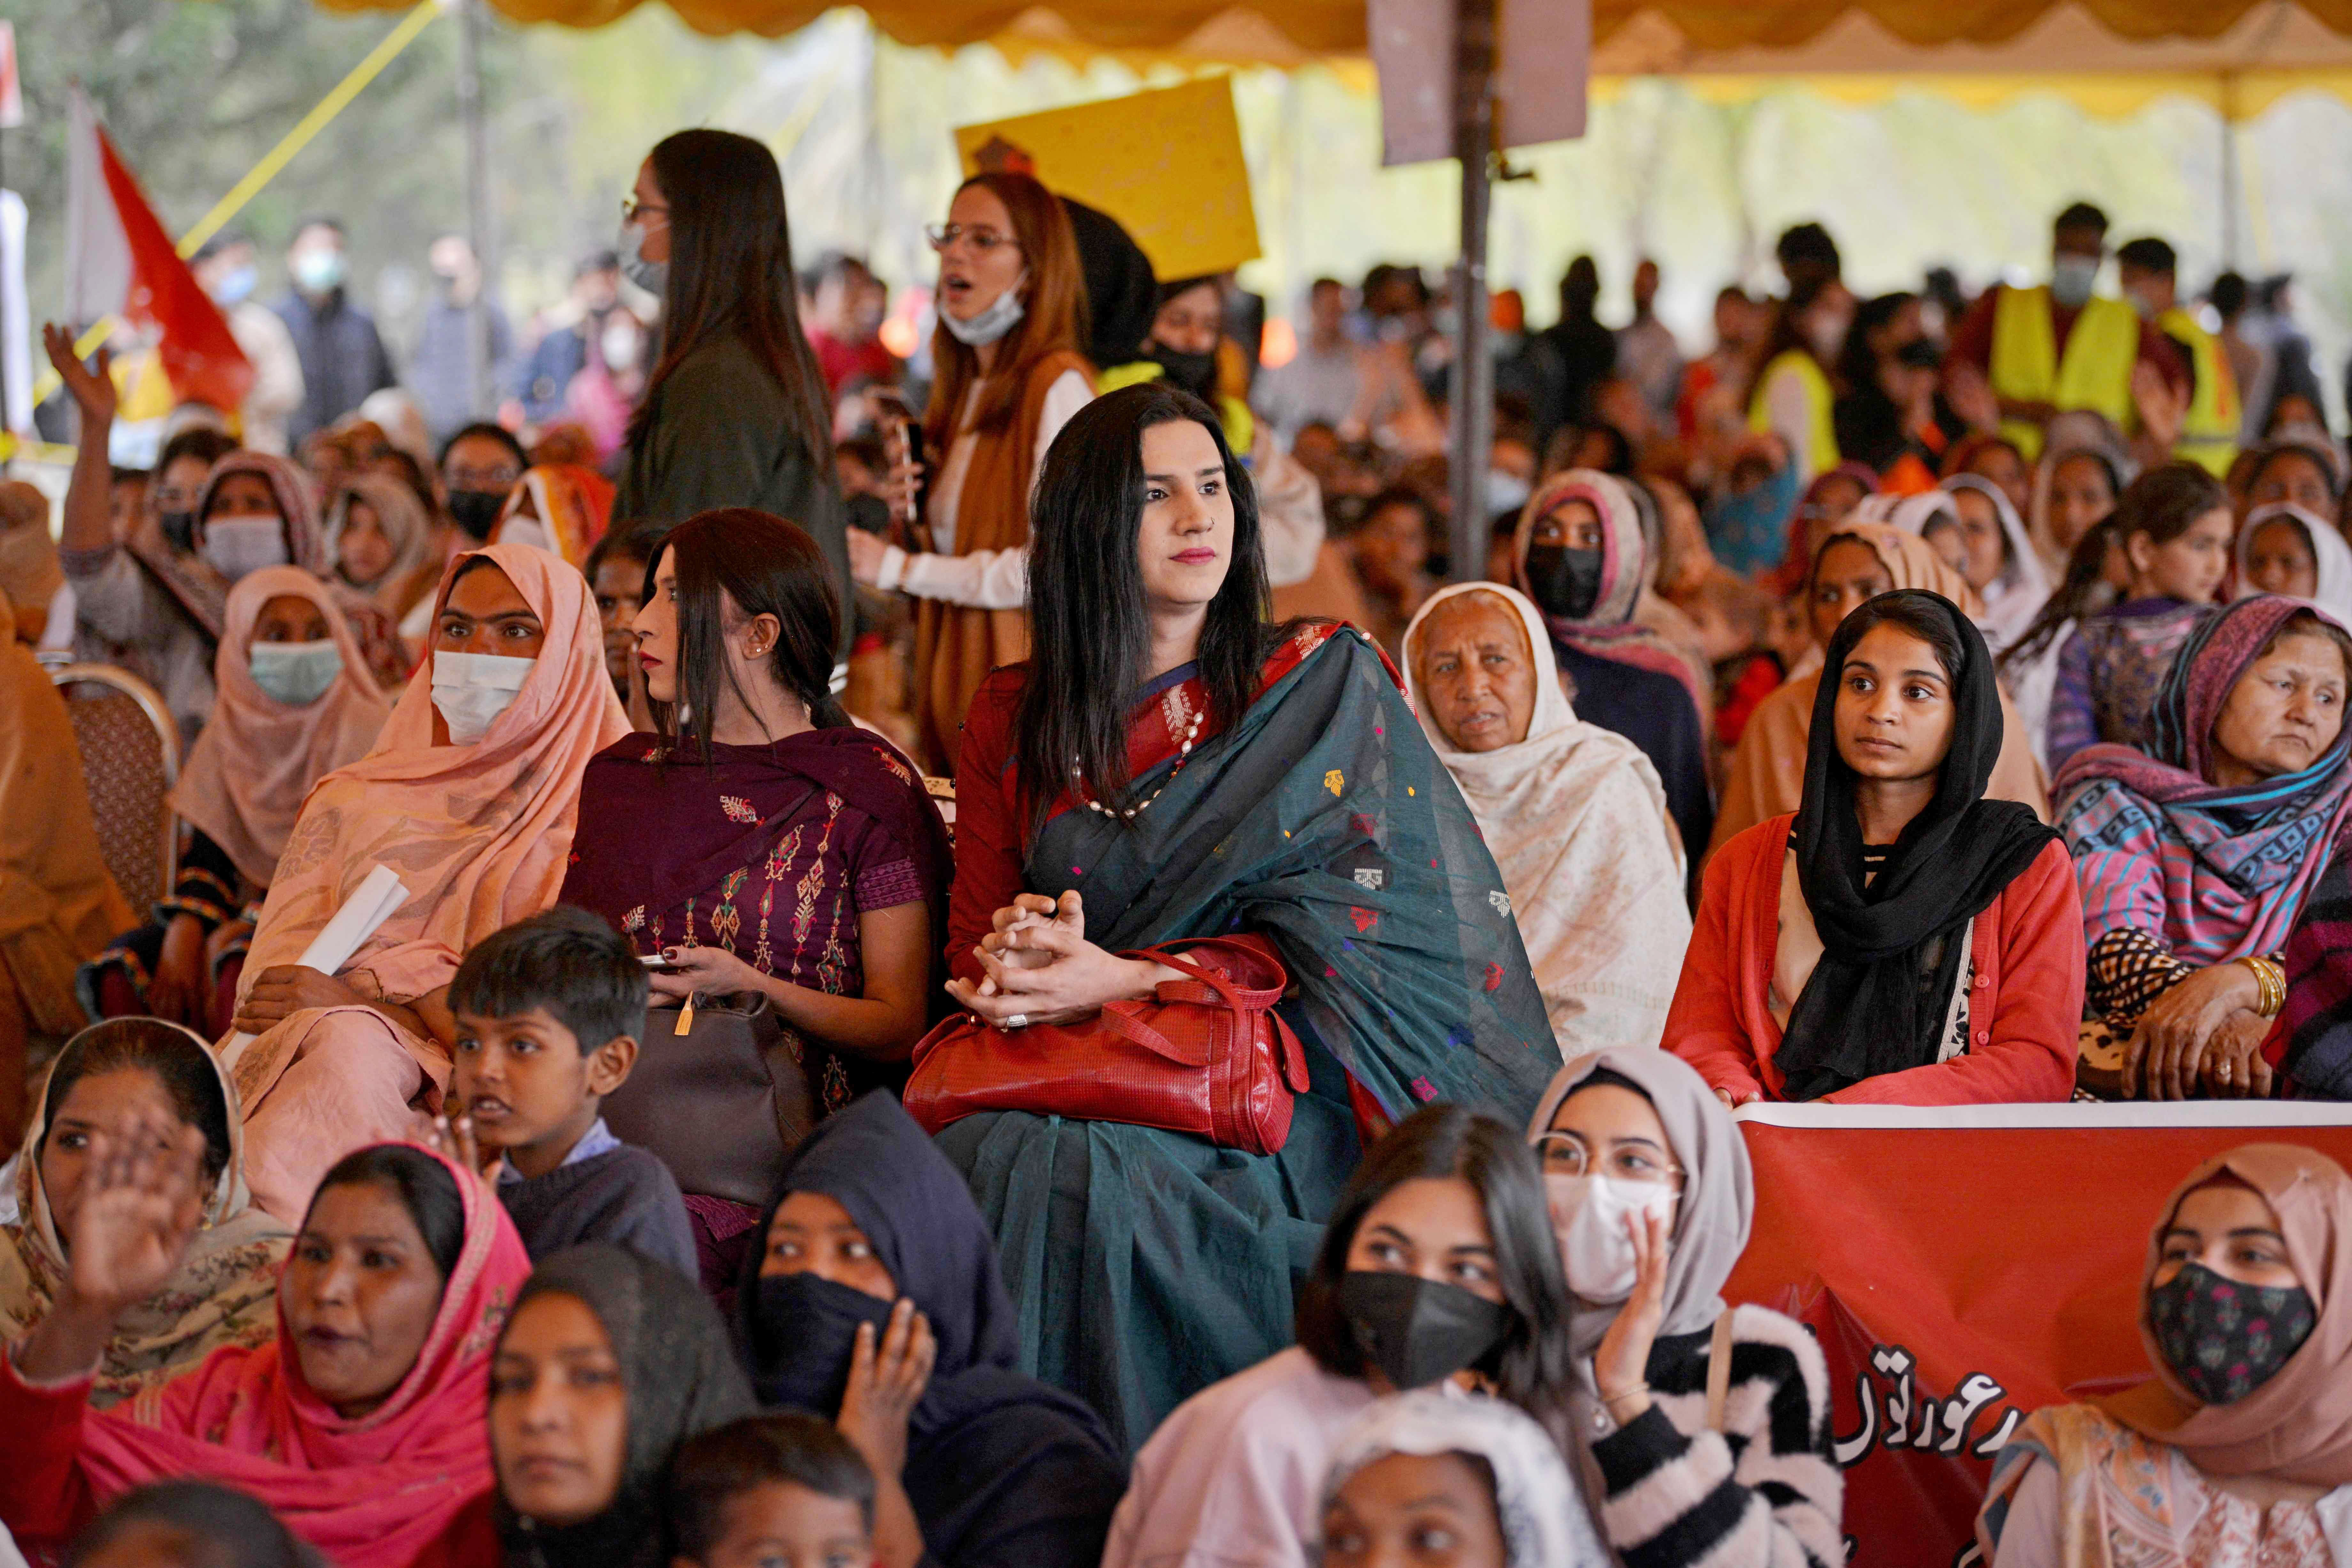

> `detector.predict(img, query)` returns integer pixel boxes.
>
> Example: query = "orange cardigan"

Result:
[1665,815,2084,1105]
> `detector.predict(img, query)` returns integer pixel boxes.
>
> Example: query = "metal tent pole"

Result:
[1445,0,1497,582]
[457,0,495,415]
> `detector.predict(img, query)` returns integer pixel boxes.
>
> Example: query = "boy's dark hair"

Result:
[2055,201,2110,239]
[2116,237,2177,276]
[670,1413,878,1556]
[69,1479,315,1568]
[449,905,648,1053]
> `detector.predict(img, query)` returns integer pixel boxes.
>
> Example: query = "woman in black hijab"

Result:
[738,1092,1126,1568]
[1664,589,2085,1104]
[418,1245,754,1568]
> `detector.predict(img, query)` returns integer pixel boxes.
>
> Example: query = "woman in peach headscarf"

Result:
[226,543,629,1221]
[1708,522,2048,861]
[1977,1145,2352,1566]
[491,464,613,567]
[82,568,391,1036]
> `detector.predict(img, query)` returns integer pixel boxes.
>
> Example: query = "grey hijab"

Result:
[1528,1048,1755,1359]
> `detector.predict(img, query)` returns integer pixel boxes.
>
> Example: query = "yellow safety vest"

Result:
[2158,306,2240,477]
[1989,284,2140,461]
[1098,359,1254,453]
[1746,348,1839,477]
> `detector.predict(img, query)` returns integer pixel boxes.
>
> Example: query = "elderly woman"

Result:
[1977,1144,2352,1566]
[1402,583,1689,1058]
[2057,596,2352,1100]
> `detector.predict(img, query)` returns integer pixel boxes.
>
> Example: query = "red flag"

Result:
[66,87,252,416]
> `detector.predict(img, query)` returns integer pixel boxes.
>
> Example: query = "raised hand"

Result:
[62,1114,206,1316]
[42,324,116,425]
[1591,1207,1672,1426]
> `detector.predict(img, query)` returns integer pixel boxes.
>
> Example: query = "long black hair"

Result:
[1294,1106,1576,1440]
[647,508,849,764]
[2000,514,2124,671]
[629,130,831,471]
[1013,381,1271,823]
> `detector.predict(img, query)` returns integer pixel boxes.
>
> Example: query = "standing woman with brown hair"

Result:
[613,129,850,641]
[876,172,1093,771]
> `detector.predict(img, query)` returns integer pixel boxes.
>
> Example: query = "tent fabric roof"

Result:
[318,0,2352,54]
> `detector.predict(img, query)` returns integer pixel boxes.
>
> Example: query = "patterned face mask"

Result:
[2147,1261,2317,1405]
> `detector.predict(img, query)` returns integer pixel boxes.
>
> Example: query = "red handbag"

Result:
[903,934,1313,1156]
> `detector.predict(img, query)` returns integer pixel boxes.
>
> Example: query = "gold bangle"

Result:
[2240,956,2286,1018]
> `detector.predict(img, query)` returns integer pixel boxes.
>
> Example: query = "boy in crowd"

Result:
[669,1414,878,1568]
[447,905,695,1276]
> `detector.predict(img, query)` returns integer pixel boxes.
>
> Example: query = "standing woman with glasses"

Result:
[612,130,850,649]
[879,172,1092,771]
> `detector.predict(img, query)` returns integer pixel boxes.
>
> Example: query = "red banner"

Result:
[1720,1102,2352,1568]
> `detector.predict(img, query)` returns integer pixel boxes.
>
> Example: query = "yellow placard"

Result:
[955,77,1262,283]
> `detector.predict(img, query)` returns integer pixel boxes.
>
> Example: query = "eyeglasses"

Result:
[620,195,670,226]
[446,465,521,492]
[1531,1132,1685,1187]
[925,222,1020,257]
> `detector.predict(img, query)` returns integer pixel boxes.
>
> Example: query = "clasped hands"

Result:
[2124,961,2277,1100]
[942,891,1178,1029]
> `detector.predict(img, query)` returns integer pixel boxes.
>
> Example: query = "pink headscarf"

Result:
[1512,468,1712,722]
[170,568,393,888]
[197,451,326,576]
[236,543,630,1009]
[71,1143,530,1568]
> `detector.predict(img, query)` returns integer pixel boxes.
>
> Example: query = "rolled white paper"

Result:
[216,864,408,1072]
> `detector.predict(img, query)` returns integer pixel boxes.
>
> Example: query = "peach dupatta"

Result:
[171,568,392,888]
[229,545,627,1218]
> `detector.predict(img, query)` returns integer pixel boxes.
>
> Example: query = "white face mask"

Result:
[430,650,534,745]
[1545,1173,1679,1305]
[201,516,291,582]
[2052,255,2100,310]
[940,272,1028,347]
[600,319,641,372]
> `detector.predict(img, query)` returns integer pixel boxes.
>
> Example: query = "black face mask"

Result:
[446,488,507,542]
[1338,1270,1511,1392]
[1145,343,1219,401]
[158,509,198,555]
[1522,543,1605,622]
[2148,1261,2317,1406]
[747,1271,897,1416]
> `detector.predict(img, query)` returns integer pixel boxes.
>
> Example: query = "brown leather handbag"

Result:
[901,934,1312,1156]
[600,995,819,1206]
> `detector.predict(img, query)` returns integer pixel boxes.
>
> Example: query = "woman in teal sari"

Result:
[936,382,1556,1449]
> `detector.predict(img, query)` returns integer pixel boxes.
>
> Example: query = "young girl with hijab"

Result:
[0,1141,529,1567]
[1511,468,1716,861]
[82,568,391,1034]
[195,452,412,693]
[0,1020,287,1408]
[1944,432,2034,528]
[1942,473,2052,654]
[1316,1392,1606,1568]
[1103,1106,1583,1568]
[560,511,949,1275]
[1710,524,2048,860]
[228,545,629,1222]
[2056,597,2352,1100]
[2027,420,2133,580]
[2045,464,2235,772]
[1976,1145,2352,1566]
[326,474,444,640]
[739,1092,1125,1568]
[2238,502,2352,624]
[937,385,1552,1449]
[1529,1048,1843,1565]
[415,1244,753,1568]
[1669,590,2084,1104]
[1401,583,1689,1058]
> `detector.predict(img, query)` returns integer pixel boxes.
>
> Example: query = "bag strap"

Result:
[1704,1309,1736,1434]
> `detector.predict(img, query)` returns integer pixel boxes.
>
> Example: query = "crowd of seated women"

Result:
[9,250,2352,1563]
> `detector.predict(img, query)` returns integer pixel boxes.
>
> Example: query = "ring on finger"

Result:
[1003,1013,1029,1030]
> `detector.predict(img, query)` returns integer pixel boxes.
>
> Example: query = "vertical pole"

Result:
[0,127,10,442]
[2219,76,2241,272]
[457,0,495,415]
[1446,0,1496,583]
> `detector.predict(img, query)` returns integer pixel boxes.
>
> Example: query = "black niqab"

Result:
[1774,590,2058,1100]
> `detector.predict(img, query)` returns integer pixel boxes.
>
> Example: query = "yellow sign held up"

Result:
[955,77,1261,284]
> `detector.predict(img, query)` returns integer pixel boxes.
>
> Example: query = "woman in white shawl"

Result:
[2237,500,2352,624]
[1402,583,1690,1060]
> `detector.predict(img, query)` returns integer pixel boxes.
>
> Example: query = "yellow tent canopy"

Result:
[317,0,2352,56]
